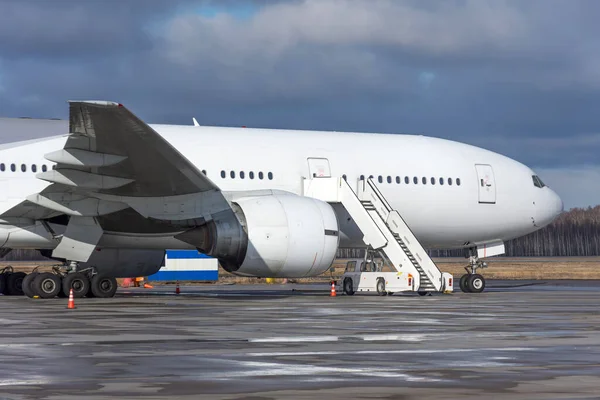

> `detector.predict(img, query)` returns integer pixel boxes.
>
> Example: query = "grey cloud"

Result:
[0,0,599,203]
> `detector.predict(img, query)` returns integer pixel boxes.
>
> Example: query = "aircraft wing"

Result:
[43,101,218,197]
[0,101,228,262]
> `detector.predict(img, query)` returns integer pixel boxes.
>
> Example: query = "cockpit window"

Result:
[532,175,546,188]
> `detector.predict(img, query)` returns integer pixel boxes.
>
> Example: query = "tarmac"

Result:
[1,280,600,399]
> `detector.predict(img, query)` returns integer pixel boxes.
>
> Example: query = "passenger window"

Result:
[439,177,444,185]
[405,177,409,184]
[240,171,245,179]
[413,176,418,184]
[221,170,226,178]
[249,171,255,179]
[268,172,273,180]
[430,177,435,185]
[422,177,427,184]
[457,178,461,186]
[202,169,206,175]
[42,165,47,172]
[387,176,392,184]
[396,176,400,184]
[259,171,264,180]
[0,163,4,172]
[10,164,15,172]
[32,164,37,173]
[21,164,26,172]
[448,178,453,186]
[378,175,383,183]
[342,174,347,181]
[360,175,365,180]
[369,175,374,180]
[230,171,235,179]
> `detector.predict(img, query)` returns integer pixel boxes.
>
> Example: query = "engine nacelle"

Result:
[177,194,340,278]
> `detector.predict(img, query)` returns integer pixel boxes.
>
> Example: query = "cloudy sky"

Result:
[0,0,598,209]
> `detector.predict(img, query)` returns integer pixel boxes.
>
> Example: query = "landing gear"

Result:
[90,276,118,298]
[17,261,118,300]
[62,272,90,298]
[0,267,26,296]
[459,249,488,293]
[33,272,62,298]
[22,272,39,298]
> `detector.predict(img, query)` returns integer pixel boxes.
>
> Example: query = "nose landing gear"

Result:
[459,251,487,293]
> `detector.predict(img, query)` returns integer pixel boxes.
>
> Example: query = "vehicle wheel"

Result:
[418,291,428,296]
[467,274,485,293]
[343,278,355,295]
[22,273,39,298]
[376,278,386,296]
[90,276,118,298]
[459,274,470,293]
[33,273,62,299]
[0,273,7,295]
[63,272,90,298]
[6,272,26,296]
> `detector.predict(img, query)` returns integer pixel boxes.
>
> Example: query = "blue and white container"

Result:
[148,250,219,281]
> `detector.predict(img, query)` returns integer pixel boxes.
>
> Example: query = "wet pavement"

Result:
[1,280,600,399]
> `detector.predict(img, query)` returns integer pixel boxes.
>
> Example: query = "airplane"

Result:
[0,101,563,299]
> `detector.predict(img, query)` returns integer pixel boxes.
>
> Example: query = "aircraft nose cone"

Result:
[538,189,563,227]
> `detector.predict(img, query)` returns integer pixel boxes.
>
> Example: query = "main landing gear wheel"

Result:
[467,274,486,293]
[62,272,90,298]
[6,272,26,296]
[343,278,355,296]
[33,273,62,299]
[22,272,39,298]
[0,274,5,295]
[90,276,118,298]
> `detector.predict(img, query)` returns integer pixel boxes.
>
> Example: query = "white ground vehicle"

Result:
[340,258,453,296]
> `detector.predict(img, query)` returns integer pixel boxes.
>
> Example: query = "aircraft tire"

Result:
[467,274,485,293]
[90,276,118,298]
[418,291,428,296]
[0,274,6,295]
[33,273,62,299]
[343,278,355,295]
[376,278,386,296]
[6,272,26,296]
[62,273,90,298]
[459,274,470,293]
[22,273,39,298]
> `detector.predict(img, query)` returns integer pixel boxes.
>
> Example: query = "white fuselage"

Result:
[0,120,563,251]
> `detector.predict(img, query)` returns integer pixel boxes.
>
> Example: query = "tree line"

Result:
[2,206,600,261]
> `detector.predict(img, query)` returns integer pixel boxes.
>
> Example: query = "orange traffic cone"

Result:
[67,288,76,309]
[143,283,154,289]
[175,282,180,295]
[330,281,336,297]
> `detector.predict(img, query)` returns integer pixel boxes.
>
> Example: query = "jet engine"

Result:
[176,194,340,278]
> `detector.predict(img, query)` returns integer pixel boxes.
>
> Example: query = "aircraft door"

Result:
[307,157,331,178]
[475,164,496,204]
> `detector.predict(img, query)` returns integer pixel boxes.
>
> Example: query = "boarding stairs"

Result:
[303,176,450,293]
